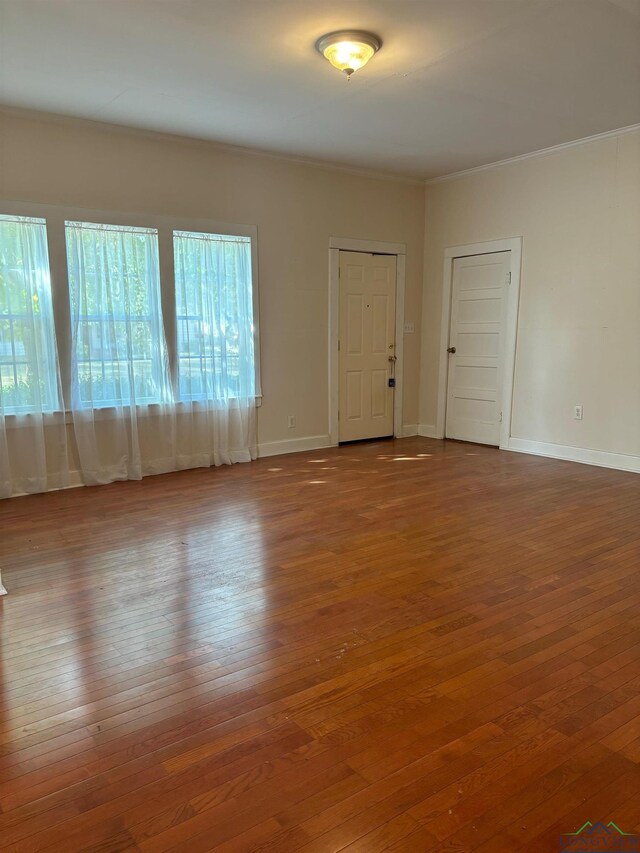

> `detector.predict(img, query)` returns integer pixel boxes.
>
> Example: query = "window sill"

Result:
[1,395,262,427]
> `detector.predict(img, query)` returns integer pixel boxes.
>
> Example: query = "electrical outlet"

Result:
[403,322,415,334]
[574,405,583,420]
[287,415,296,429]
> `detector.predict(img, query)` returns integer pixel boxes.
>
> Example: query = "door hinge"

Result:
[499,411,503,423]
[337,339,340,351]
[506,271,512,285]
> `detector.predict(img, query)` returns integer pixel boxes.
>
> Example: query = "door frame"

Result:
[328,237,406,446]
[436,237,522,450]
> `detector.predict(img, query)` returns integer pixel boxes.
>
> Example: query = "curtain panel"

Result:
[0,215,68,498]
[66,221,177,484]
[173,231,257,468]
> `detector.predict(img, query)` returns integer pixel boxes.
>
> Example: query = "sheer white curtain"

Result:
[0,214,68,497]
[173,231,257,467]
[66,222,176,485]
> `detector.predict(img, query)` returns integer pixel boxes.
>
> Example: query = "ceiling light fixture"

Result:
[315,30,382,79]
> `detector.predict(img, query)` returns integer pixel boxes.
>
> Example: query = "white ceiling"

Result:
[1,0,639,179]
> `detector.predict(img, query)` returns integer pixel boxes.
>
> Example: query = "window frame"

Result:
[0,200,262,421]
[173,230,255,404]
[65,220,168,410]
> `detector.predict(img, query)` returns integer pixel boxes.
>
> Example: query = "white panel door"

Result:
[339,251,396,442]
[445,251,511,445]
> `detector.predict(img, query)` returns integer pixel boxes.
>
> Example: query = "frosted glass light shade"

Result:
[315,30,381,78]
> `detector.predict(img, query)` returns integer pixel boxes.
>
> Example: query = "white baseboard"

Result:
[418,424,442,439]
[257,434,332,458]
[397,424,418,437]
[507,437,640,474]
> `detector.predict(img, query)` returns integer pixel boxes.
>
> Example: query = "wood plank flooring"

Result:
[1,437,640,852]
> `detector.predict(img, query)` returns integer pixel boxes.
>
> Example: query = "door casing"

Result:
[436,237,522,450]
[328,237,406,446]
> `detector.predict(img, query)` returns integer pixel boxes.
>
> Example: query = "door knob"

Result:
[447,346,456,354]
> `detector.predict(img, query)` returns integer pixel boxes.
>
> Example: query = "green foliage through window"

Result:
[0,214,61,413]
[66,222,169,407]
[174,231,255,401]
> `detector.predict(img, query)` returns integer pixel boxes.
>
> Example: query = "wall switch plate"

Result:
[574,405,583,420]
[287,415,296,429]
[403,322,415,334]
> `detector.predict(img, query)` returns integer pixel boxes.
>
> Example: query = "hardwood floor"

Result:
[1,437,640,852]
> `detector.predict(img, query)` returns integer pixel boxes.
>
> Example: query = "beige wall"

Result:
[420,129,640,462]
[0,109,425,451]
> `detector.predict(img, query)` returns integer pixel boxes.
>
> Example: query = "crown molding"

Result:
[3,104,638,189]
[0,104,425,187]
[425,123,640,185]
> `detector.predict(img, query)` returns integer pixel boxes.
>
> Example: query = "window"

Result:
[65,221,171,408]
[0,209,259,415]
[174,231,255,401]
[0,214,61,414]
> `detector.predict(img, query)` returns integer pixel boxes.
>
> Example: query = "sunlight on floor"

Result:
[376,454,433,461]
